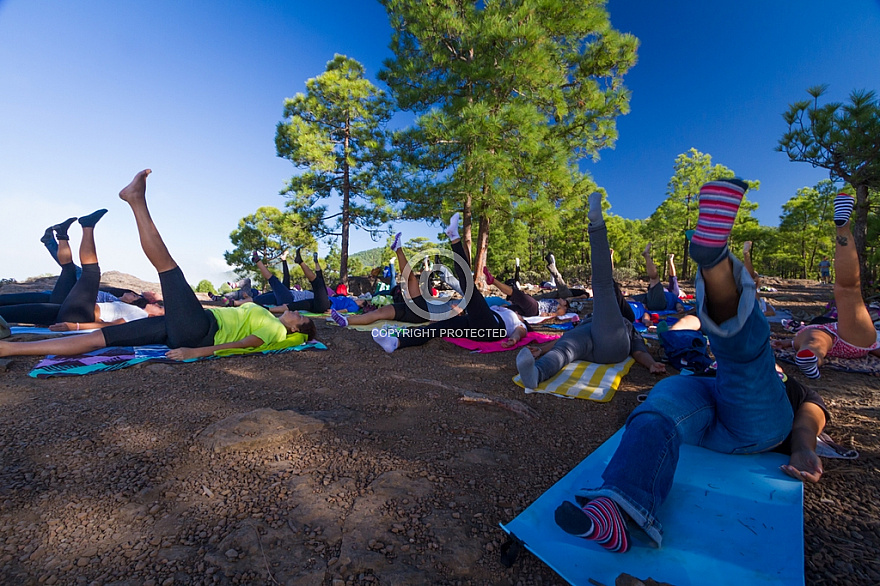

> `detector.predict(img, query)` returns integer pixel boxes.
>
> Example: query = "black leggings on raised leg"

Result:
[103,267,217,348]
[0,263,101,325]
[397,240,506,349]
[285,271,331,313]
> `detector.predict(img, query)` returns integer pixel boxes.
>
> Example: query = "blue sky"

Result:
[1,1,878,285]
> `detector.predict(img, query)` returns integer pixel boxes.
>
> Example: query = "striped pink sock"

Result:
[582,497,630,553]
[691,179,748,249]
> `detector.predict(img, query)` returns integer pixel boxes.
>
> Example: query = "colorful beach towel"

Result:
[501,429,803,586]
[29,337,327,378]
[10,325,98,336]
[512,357,635,402]
[774,346,880,377]
[442,331,560,353]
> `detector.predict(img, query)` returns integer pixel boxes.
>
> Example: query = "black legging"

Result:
[284,270,331,313]
[103,266,217,348]
[0,263,100,325]
[397,240,507,349]
[507,286,540,317]
[251,261,330,313]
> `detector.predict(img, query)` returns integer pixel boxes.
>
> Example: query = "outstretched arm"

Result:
[781,401,826,483]
[165,335,266,361]
[49,319,126,331]
[632,350,666,374]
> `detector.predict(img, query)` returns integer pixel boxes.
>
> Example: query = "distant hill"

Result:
[350,246,386,268]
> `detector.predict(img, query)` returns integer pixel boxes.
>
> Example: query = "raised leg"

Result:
[831,196,876,347]
[119,170,176,273]
[643,243,660,288]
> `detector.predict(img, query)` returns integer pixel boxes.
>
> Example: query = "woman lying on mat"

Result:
[0,211,163,330]
[369,214,528,353]
[771,193,880,379]
[249,248,362,316]
[329,232,449,328]
[515,192,665,389]
[0,170,315,361]
[483,266,571,319]
[552,179,796,552]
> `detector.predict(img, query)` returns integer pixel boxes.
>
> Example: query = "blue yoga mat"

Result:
[501,429,804,586]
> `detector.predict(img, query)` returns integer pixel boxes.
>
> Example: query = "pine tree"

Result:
[276,55,395,280]
[380,0,637,283]
[778,85,880,291]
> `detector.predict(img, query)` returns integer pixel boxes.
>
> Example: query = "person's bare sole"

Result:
[119,169,152,203]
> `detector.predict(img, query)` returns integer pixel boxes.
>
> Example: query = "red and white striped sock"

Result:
[691,179,749,249]
[689,179,748,266]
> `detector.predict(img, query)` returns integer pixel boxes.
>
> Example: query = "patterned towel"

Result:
[775,346,880,377]
[442,331,561,353]
[29,338,327,378]
[10,325,98,336]
[512,357,635,402]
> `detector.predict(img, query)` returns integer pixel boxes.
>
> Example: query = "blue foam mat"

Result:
[501,430,804,586]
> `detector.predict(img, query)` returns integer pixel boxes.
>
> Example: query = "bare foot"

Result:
[119,169,152,204]
[667,253,675,261]
[743,241,752,254]
[643,242,652,256]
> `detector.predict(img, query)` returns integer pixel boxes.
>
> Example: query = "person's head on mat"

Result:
[278,309,316,340]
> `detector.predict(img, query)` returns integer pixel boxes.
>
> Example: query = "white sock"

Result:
[372,331,399,353]
[445,212,460,241]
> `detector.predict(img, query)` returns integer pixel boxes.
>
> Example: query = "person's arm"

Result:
[632,349,666,374]
[500,325,528,348]
[165,335,266,361]
[781,402,827,483]
[527,338,557,358]
[49,319,126,332]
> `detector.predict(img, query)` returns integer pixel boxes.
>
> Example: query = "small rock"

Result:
[224,549,238,559]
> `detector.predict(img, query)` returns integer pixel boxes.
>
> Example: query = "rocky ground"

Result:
[0,274,878,585]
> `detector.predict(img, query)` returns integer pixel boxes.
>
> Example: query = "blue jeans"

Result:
[577,254,793,546]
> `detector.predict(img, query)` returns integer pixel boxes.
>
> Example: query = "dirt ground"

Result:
[0,274,878,585]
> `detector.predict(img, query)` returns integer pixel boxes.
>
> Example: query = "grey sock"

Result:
[517,347,540,389]
[588,192,604,226]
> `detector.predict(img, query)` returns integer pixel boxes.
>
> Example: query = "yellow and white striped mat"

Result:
[512,357,635,402]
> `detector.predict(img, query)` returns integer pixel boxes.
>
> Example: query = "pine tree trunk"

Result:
[474,216,490,289]
[340,122,351,281]
[463,194,473,265]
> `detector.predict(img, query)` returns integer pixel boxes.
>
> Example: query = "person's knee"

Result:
[624,406,676,439]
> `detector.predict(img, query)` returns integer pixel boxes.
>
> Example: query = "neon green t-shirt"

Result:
[207,304,288,352]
